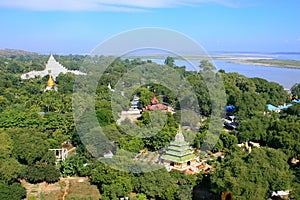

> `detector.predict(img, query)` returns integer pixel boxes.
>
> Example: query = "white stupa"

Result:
[21,53,86,80]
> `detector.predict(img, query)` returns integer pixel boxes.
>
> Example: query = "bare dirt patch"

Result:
[21,177,101,200]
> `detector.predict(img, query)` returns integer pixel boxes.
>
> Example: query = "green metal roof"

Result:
[167,145,190,151]
[165,150,193,157]
[161,154,197,163]
[161,127,197,163]
[170,141,190,146]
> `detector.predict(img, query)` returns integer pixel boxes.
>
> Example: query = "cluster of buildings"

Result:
[115,89,212,174]
[117,89,174,124]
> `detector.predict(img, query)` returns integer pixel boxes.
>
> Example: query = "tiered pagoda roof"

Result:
[161,128,196,163]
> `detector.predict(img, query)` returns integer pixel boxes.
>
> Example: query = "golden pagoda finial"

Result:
[47,74,55,87]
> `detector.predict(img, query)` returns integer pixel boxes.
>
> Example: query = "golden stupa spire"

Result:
[47,74,55,87]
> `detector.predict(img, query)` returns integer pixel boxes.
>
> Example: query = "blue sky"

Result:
[0,0,299,54]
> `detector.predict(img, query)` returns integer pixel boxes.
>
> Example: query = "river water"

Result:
[150,54,300,89]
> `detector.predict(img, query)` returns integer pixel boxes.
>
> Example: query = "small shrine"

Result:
[161,127,200,172]
[49,147,68,165]
[142,89,168,112]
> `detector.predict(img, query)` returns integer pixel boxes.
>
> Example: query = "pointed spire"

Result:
[175,126,185,142]
[48,53,55,63]
[44,70,57,92]
[47,74,55,87]
[151,89,159,105]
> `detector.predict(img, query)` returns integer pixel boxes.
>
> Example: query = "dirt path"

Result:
[61,179,69,200]
[21,177,89,200]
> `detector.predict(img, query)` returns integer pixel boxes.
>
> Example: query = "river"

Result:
[149,55,300,89]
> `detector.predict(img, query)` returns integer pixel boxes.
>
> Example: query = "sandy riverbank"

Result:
[229,60,300,69]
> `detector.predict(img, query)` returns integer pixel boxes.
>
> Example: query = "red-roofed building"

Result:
[151,89,160,104]
[142,89,168,112]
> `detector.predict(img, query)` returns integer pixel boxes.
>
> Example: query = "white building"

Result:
[21,53,86,80]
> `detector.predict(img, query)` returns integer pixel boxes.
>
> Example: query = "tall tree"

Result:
[164,56,175,67]
[210,148,293,200]
[291,83,300,98]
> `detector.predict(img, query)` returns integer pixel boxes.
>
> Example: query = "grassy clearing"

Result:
[65,179,101,200]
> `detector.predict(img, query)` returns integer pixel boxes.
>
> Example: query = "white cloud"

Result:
[0,0,240,11]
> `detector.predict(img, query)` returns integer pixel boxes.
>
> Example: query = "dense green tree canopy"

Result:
[211,148,293,200]
[291,83,300,97]
[0,53,297,200]
[0,182,26,200]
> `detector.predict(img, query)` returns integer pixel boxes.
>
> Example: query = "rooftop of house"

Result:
[278,104,293,110]
[267,104,279,111]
